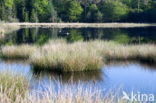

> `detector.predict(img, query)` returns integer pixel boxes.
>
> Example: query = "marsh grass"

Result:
[0,39,156,72]
[0,23,20,34]
[0,45,37,59]
[0,69,123,103]
[30,40,156,72]
[0,23,20,41]
[31,40,104,72]
[0,73,125,103]
[0,70,29,102]
[27,84,120,103]
[104,44,156,62]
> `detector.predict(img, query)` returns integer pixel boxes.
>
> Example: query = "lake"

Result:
[1,27,156,45]
[1,60,156,95]
[1,27,156,99]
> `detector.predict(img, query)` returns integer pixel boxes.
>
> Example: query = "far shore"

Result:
[3,22,156,28]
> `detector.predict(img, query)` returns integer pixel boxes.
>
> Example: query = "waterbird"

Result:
[66,32,70,35]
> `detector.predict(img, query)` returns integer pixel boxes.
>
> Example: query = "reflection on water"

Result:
[1,60,156,95]
[103,63,156,95]
[1,27,156,45]
[32,69,103,84]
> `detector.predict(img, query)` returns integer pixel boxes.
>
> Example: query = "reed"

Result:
[0,75,125,103]
[30,40,104,72]
[26,84,120,103]
[103,44,156,62]
[0,23,20,34]
[0,45,37,59]
[0,39,156,71]
[0,70,29,102]
[30,40,156,71]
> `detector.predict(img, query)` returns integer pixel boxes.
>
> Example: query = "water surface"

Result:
[1,27,156,45]
[1,27,156,98]
[0,60,156,95]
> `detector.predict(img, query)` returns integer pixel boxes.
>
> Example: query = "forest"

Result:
[0,0,156,23]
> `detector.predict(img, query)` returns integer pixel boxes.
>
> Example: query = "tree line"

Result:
[0,0,156,22]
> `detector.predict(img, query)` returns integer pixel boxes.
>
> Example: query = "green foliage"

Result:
[67,30,83,42]
[0,0,156,22]
[100,1,129,21]
[0,0,16,21]
[66,0,83,22]
[86,4,103,22]
[30,9,38,22]
[31,0,52,22]
[36,34,49,45]
[4,0,14,8]
[22,7,29,22]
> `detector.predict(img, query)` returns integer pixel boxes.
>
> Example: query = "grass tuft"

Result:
[0,23,20,34]
[0,70,29,102]
[0,76,125,103]
[0,45,37,59]
[0,39,156,72]
[30,40,104,72]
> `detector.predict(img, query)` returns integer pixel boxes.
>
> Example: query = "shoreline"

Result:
[0,23,20,34]
[4,23,156,28]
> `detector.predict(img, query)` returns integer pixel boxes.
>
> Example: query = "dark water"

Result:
[1,27,156,45]
[1,60,156,96]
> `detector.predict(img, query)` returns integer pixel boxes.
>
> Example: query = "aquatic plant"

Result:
[103,44,156,62]
[25,84,120,103]
[0,45,37,59]
[0,74,124,103]
[0,39,156,72]
[30,40,104,72]
[0,70,29,102]
[30,40,156,71]
[0,23,20,34]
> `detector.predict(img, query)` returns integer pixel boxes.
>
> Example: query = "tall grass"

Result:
[103,44,156,62]
[0,23,20,41]
[0,71,124,103]
[0,40,156,71]
[0,45,37,59]
[30,40,156,71]
[0,23,20,34]
[0,70,29,102]
[0,69,120,103]
[30,40,104,72]
[26,84,121,103]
